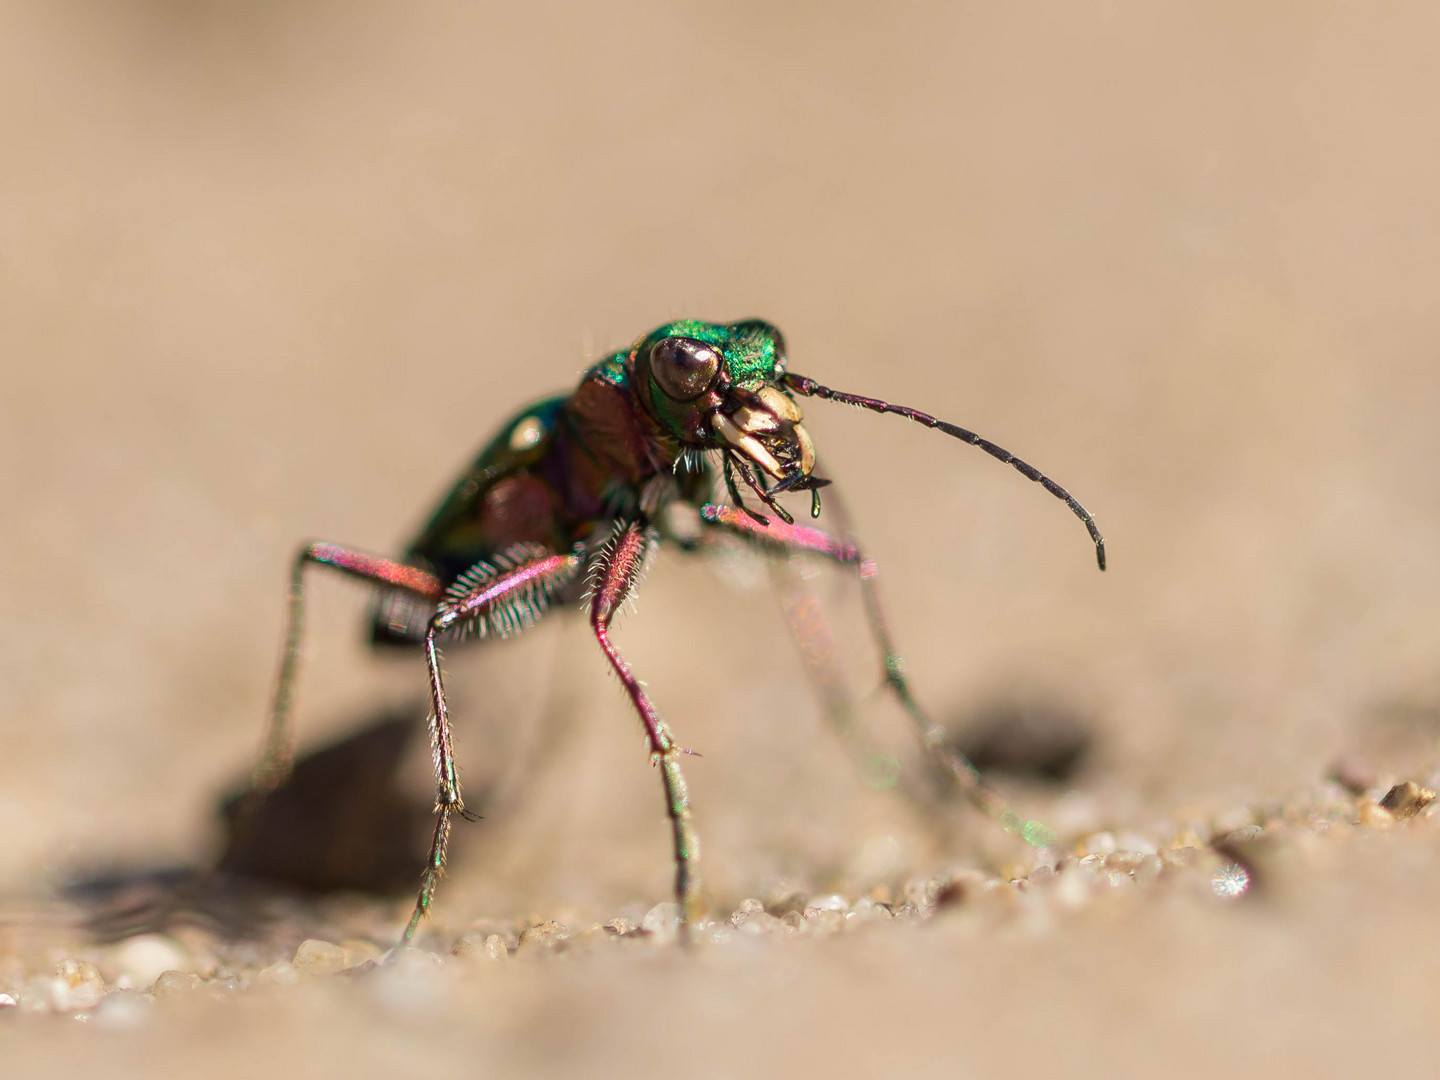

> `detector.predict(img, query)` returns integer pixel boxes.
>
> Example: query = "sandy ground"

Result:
[3,2,1440,1076]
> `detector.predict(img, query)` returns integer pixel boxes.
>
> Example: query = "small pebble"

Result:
[641,903,681,943]
[517,921,569,951]
[802,908,846,935]
[0,993,16,1009]
[340,940,383,969]
[1220,824,1265,846]
[903,877,938,910]
[151,971,200,998]
[604,917,639,937]
[1358,801,1396,829]
[805,894,849,913]
[1029,845,1059,873]
[453,934,510,962]
[1212,807,1257,835]
[1161,846,1199,869]
[449,935,483,961]
[111,935,188,989]
[1104,851,1146,875]
[735,910,784,935]
[1132,854,1163,886]
[729,899,764,928]
[1168,827,1208,850]
[255,961,300,987]
[55,960,106,1011]
[849,898,893,922]
[293,939,347,976]
[208,971,245,995]
[1025,865,1056,887]
[93,990,152,1030]
[482,934,508,960]
[1080,831,1118,857]
[1379,780,1437,820]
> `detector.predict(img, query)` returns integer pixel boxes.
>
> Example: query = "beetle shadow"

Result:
[59,708,459,944]
[944,696,1096,785]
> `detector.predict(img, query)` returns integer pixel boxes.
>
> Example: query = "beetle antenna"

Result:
[783,373,1106,571]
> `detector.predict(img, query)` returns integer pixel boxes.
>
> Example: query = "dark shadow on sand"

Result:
[57,710,460,943]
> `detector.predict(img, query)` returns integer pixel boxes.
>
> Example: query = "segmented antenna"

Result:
[782,373,1107,571]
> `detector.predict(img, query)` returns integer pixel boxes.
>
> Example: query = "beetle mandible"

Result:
[246,318,1106,944]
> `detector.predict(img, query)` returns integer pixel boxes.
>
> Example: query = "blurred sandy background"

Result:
[3,1,1440,1075]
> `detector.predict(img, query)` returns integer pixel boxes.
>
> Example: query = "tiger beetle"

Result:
[246,318,1106,945]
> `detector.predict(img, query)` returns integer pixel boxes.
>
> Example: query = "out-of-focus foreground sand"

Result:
[2,3,1439,1076]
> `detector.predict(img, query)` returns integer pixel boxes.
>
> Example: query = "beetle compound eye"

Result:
[650,337,721,401]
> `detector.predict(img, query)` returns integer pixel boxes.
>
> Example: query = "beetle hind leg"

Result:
[254,542,444,798]
[697,503,1057,853]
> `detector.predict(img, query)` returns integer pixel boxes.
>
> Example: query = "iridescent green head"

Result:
[629,318,817,492]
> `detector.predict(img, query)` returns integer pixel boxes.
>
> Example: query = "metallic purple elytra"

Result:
[246,318,1106,945]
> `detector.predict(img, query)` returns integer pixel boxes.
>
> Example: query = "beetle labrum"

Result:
[247,319,1105,943]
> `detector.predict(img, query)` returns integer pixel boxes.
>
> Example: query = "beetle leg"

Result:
[588,522,702,940]
[256,542,444,797]
[697,504,1055,851]
[401,547,582,944]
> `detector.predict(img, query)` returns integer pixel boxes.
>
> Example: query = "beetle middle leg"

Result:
[589,522,703,938]
[401,546,583,944]
[697,504,1055,851]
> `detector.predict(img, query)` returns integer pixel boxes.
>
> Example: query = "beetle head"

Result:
[631,319,824,517]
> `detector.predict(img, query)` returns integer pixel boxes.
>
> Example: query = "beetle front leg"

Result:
[401,547,582,945]
[589,523,702,939]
